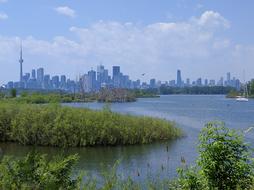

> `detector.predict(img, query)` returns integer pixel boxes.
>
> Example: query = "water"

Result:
[1,95,254,180]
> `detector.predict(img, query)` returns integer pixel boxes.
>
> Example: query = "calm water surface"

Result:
[1,95,254,180]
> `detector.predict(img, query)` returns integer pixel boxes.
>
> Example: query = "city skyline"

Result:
[3,44,241,92]
[0,1,254,83]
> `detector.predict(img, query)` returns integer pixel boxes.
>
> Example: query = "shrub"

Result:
[177,122,254,190]
[0,152,80,189]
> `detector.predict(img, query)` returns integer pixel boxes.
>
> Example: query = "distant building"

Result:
[7,81,14,89]
[112,66,121,88]
[52,76,60,89]
[226,72,231,85]
[217,77,224,86]
[150,78,156,88]
[204,79,208,86]
[196,78,202,86]
[37,68,44,87]
[43,74,50,89]
[209,80,216,86]
[113,66,120,78]
[186,78,190,87]
[169,80,176,87]
[88,70,96,92]
[31,69,36,79]
[176,70,182,87]
[60,75,66,89]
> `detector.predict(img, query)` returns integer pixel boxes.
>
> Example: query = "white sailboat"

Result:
[236,83,249,102]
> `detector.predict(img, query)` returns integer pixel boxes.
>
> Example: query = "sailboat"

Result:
[236,83,249,102]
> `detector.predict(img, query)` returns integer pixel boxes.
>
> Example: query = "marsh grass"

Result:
[0,102,182,147]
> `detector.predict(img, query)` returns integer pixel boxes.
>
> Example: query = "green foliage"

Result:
[10,88,17,98]
[0,92,5,99]
[0,102,181,147]
[198,122,254,190]
[226,90,240,98]
[133,89,160,98]
[175,166,207,190]
[176,122,254,190]
[160,86,236,95]
[250,80,254,96]
[98,88,137,102]
[0,152,80,189]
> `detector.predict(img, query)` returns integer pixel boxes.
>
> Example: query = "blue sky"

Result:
[0,0,254,83]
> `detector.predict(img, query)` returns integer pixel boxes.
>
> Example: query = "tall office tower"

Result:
[113,66,121,88]
[217,77,224,86]
[23,73,30,82]
[226,72,231,86]
[150,78,156,88]
[43,74,50,89]
[113,66,120,78]
[176,69,182,87]
[52,76,60,89]
[37,68,44,87]
[31,69,36,79]
[227,72,231,82]
[88,70,96,92]
[196,78,202,86]
[97,65,105,88]
[122,75,130,88]
[204,79,208,86]
[60,75,66,88]
[19,42,24,83]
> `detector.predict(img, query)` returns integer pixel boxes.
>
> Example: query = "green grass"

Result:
[0,102,181,147]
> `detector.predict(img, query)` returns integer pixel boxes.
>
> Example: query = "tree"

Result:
[176,122,254,190]
[250,80,254,95]
[198,122,254,190]
[0,152,80,189]
[10,89,17,98]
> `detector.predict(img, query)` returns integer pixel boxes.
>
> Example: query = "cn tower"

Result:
[19,41,23,83]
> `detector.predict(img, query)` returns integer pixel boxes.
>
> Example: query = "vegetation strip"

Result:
[0,102,181,147]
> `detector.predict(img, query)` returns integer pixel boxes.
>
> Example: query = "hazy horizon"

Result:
[0,0,254,84]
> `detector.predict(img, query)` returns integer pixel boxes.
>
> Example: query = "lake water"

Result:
[1,95,254,180]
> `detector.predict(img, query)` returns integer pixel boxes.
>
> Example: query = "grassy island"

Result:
[0,102,181,147]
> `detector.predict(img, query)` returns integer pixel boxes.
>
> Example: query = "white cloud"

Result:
[0,11,253,83]
[55,6,76,18]
[0,12,8,20]
[196,10,230,29]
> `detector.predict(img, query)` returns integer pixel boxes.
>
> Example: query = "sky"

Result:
[0,0,254,84]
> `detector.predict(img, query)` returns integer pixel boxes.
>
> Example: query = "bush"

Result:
[0,152,80,189]
[176,122,254,190]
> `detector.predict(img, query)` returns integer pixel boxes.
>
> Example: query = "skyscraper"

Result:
[19,42,24,83]
[97,65,105,89]
[37,68,44,87]
[150,79,156,88]
[113,66,121,88]
[31,69,36,79]
[88,70,96,92]
[227,72,231,82]
[176,69,182,87]
[113,66,120,78]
